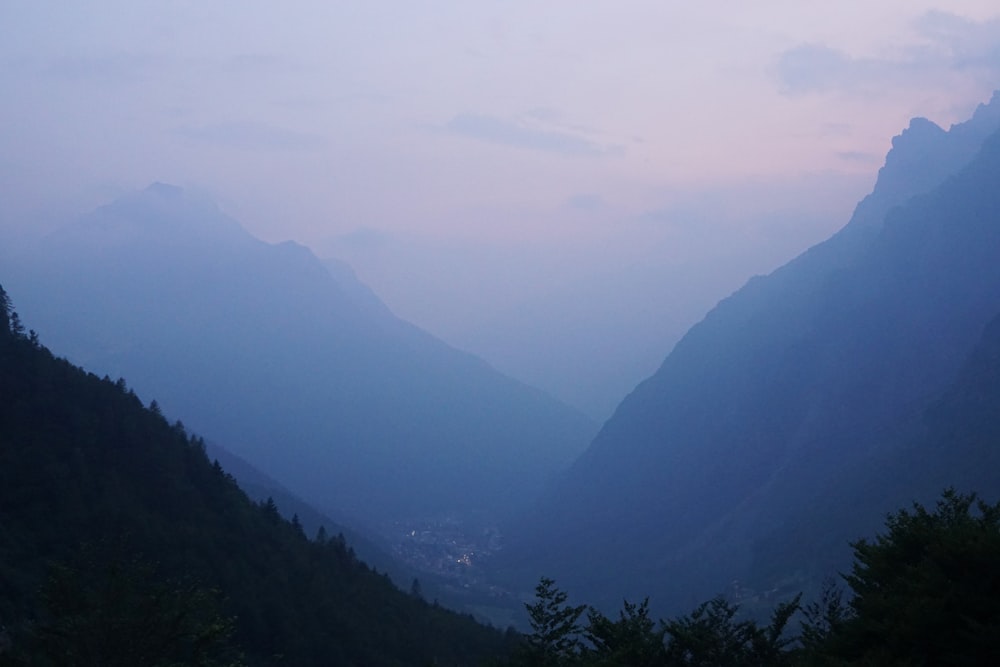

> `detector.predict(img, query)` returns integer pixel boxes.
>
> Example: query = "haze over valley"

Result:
[3,3,1000,665]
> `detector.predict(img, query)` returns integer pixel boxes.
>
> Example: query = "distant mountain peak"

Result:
[144,181,185,198]
[885,116,946,160]
[897,115,944,139]
[865,92,1000,214]
[69,183,248,249]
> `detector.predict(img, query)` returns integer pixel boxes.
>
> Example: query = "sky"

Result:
[2,2,999,418]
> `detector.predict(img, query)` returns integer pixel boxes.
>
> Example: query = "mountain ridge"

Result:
[502,91,1000,613]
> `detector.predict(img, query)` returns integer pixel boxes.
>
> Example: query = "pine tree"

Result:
[520,577,586,666]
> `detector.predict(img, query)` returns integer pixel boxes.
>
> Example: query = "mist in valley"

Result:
[3,3,1000,664]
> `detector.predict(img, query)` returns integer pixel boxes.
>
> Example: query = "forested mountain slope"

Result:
[0,284,511,666]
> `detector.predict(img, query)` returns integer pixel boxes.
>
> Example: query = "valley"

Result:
[3,5,1000,660]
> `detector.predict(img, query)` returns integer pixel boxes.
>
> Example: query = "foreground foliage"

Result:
[507,581,798,667]
[810,489,1000,665]
[505,489,1000,666]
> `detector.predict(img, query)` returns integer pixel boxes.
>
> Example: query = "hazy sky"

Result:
[2,2,999,416]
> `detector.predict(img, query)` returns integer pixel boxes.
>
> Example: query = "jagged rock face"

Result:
[4,184,596,528]
[504,94,1000,613]
[867,94,1000,215]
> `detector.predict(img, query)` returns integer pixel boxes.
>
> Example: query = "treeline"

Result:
[0,284,512,666]
[502,488,1000,666]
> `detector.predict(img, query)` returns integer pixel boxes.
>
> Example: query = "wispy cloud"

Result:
[445,112,623,157]
[172,121,325,151]
[774,11,1000,96]
[913,10,1000,70]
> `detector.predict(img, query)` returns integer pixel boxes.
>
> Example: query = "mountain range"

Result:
[5,90,1000,631]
